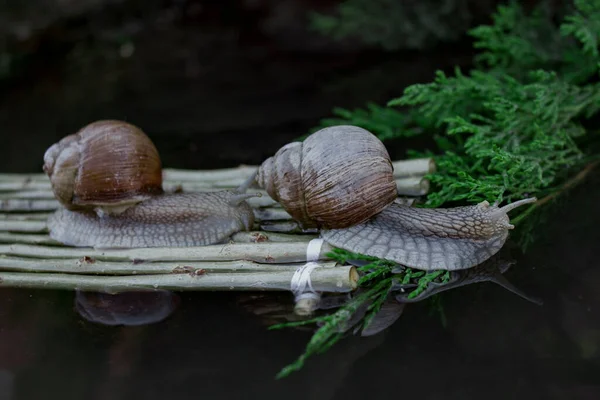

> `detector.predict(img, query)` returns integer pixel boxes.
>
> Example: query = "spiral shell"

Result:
[43,120,163,211]
[256,125,398,229]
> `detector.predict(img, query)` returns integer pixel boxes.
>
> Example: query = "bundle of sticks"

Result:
[0,158,434,312]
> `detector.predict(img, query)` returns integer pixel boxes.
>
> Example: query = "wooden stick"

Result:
[0,241,336,263]
[0,256,337,275]
[162,165,259,182]
[0,199,60,211]
[0,233,60,245]
[0,213,52,221]
[0,220,48,233]
[396,176,430,196]
[0,181,52,191]
[0,190,55,199]
[230,231,317,243]
[0,264,359,293]
[391,158,436,177]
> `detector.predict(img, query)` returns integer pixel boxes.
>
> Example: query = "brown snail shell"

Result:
[321,197,537,271]
[43,120,163,213]
[256,125,398,229]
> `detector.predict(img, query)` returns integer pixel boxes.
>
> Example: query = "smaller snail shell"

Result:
[43,120,163,212]
[321,197,537,271]
[256,125,398,229]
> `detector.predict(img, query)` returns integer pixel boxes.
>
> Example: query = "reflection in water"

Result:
[391,252,544,305]
[74,290,180,326]
[239,251,542,341]
[0,178,597,400]
[359,297,405,337]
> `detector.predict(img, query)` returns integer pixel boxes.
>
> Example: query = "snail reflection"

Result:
[389,256,544,305]
[239,252,542,338]
[75,290,180,326]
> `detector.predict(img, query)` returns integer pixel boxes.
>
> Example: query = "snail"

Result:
[252,124,537,271]
[43,120,258,248]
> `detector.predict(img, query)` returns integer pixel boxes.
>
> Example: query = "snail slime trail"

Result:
[43,120,258,248]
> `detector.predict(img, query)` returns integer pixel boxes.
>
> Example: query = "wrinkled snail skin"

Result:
[320,197,537,271]
[43,120,258,248]
[256,125,398,230]
[48,191,257,248]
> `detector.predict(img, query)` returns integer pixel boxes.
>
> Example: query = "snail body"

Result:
[43,120,257,248]
[255,125,398,230]
[320,197,537,271]
[48,191,255,248]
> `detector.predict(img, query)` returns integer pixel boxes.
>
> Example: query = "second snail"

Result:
[42,120,536,273]
[249,124,536,272]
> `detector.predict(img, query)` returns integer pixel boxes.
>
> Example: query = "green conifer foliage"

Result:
[273,0,600,378]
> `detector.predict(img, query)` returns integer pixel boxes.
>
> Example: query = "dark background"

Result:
[1,1,599,399]
[0,0,510,173]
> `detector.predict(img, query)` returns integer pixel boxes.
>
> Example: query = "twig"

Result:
[391,158,436,177]
[0,199,60,212]
[0,213,52,221]
[0,220,48,232]
[512,160,600,224]
[0,241,336,263]
[0,264,359,293]
[0,233,60,245]
[0,256,337,275]
[536,160,599,207]
[396,176,429,196]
